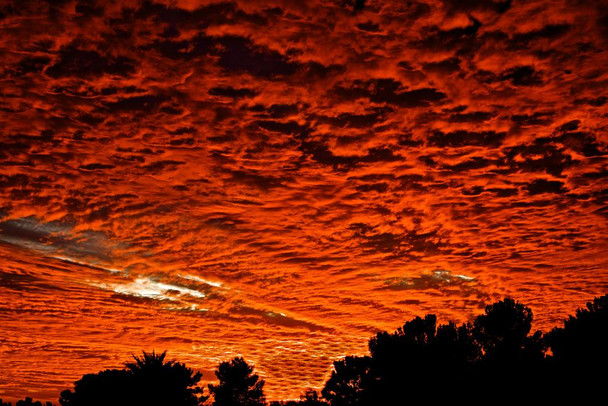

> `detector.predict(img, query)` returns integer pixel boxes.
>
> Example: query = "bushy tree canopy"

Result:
[321,298,550,405]
[209,357,265,406]
[59,351,204,406]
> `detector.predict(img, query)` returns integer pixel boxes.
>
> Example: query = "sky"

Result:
[1,0,607,402]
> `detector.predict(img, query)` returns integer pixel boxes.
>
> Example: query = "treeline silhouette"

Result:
[2,294,606,405]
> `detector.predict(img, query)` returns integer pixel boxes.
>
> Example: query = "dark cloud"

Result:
[440,0,511,14]
[356,21,380,33]
[413,17,481,51]
[227,169,292,191]
[312,109,390,128]
[582,169,608,179]
[0,217,58,245]
[501,143,575,176]
[257,120,307,135]
[448,111,495,123]
[149,34,215,60]
[511,112,555,127]
[356,228,446,257]
[142,160,185,174]
[526,179,568,195]
[461,186,484,196]
[46,45,135,78]
[79,163,116,171]
[10,55,51,75]
[554,131,605,157]
[422,57,461,75]
[333,78,447,107]
[135,0,267,29]
[355,182,389,193]
[249,103,301,119]
[500,65,544,87]
[383,270,475,291]
[0,217,115,262]
[574,96,607,107]
[428,130,506,148]
[216,36,298,78]
[299,139,402,171]
[487,187,519,197]
[229,303,333,332]
[104,95,168,111]
[446,157,496,172]
[209,86,258,99]
[510,24,571,49]
[0,270,59,292]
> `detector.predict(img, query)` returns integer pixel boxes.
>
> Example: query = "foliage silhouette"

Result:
[209,357,265,406]
[5,295,608,406]
[473,298,536,359]
[471,298,545,402]
[126,351,205,405]
[0,399,53,406]
[321,356,373,406]
[548,294,608,365]
[545,294,608,399]
[322,298,551,405]
[269,389,327,406]
[16,399,53,406]
[59,350,205,406]
[325,314,484,405]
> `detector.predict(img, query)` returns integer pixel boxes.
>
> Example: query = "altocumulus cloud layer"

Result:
[1,0,607,401]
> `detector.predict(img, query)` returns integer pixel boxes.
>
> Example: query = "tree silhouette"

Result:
[270,389,328,406]
[59,351,205,406]
[296,390,327,406]
[321,314,483,405]
[6,295,608,405]
[209,357,265,406]
[1,399,54,406]
[368,315,480,404]
[321,356,373,406]
[59,369,131,406]
[545,294,608,400]
[126,351,205,405]
[472,298,536,360]
[547,294,608,366]
[321,299,556,405]
[469,299,545,401]
[16,399,53,406]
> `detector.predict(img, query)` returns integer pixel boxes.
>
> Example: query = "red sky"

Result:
[1,0,607,402]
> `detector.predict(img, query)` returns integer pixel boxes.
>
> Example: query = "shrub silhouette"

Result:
[270,389,327,406]
[59,351,204,406]
[209,357,265,406]
[16,399,54,406]
[0,399,53,406]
